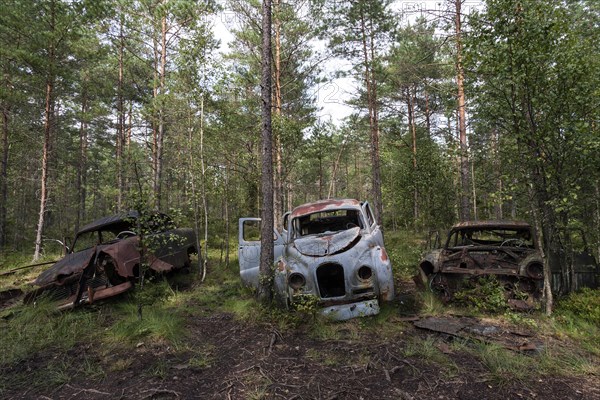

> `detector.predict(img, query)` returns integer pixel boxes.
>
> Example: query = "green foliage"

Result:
[556,288,600,326]
[453,276,508,313]
[384,230,423,280]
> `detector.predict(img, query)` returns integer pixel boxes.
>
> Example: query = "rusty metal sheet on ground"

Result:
[413,316,541,352]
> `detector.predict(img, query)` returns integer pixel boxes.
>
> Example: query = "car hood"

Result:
[293,227,361,257]
[34,247,98,286]
[33,236,174,287]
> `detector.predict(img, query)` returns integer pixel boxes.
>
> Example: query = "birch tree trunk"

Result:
[34,77,54,261]
[33,2,56,261]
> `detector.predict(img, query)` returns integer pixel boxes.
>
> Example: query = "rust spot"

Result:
[291,199,360,218]
[380,247,388,262]
[277,259,285,272]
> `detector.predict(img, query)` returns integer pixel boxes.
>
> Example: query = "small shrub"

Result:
[556,288,600,325]
[453,276,508,313]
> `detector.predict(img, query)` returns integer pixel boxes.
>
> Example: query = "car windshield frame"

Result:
[445,227,534,249]
[290,208,364,239]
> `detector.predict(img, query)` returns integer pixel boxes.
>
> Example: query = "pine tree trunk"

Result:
[116,16,125,211]
[258,0,274,304]
[199,95,208,282]
[407,86,418,223]
[359,8,383,226]
[455,0,470,222]
[76,93,88,232]
[225,160,231,268]
[0,101,9,246]
[273,0,283,231]
[492,128,503,219]
[154,15,167,210]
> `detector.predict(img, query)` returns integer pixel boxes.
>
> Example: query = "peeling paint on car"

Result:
[239,199,395,320]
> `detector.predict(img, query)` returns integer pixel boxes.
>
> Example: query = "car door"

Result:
[361,202,383,245]
[238,218,285,288]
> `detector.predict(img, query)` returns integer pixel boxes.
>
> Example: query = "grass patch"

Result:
[403,336,455,369]
[384,230,423,281]
[0,299,102,365]
[107,301,186,346]
[469,342,530,385]
[415,290,446,316]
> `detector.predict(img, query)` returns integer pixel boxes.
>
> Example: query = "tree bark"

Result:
[34,2,55,261]
[76,92,88,232]
[153,15,167,210]
[455,0,470,222]
[273,0,284,231]
[0,100,9,246]
[116,15,125,211]
[34,78,54,261]
[407,86,418,223]
[359,6,383,227]
[258,0,274,304]
[199,95,208,282]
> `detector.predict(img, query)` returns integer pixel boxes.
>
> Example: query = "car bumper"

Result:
[320,299,380,321]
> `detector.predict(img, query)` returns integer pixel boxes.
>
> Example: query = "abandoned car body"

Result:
[239,199,395,320]
[419,221,544,307]
[26,212,196,309]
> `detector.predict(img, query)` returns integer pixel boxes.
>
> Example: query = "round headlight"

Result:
[357,266,373,281]
[288,273,306,289]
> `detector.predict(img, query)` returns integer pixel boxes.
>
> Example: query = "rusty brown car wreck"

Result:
[419,221,544,309]
[25,212,196,309]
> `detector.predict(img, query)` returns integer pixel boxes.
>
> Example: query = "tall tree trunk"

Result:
[199,95,208,282]
[529,185,553,315]
[76,92,88,232]
[273,0,284,231]
[224,160,231,267]
[259,0,274,304]
[455,0,470,222]
[407,86,418,223]
[34,2,55,261]
[327,140,346,199]
[0,101,9,246]
[359,8,383,226]
[595,181,600,261]
[116,15,125,211]
[492,128,503,219]
[154,15,167,210]
[34,79,54,261]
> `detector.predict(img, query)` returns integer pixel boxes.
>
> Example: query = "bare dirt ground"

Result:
[1,278,599,399]
[2,306,600,400]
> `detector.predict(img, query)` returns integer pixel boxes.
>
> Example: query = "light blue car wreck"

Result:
[239,199,395,320]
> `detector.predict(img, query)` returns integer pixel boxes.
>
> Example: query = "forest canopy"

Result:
[0,0,598,276]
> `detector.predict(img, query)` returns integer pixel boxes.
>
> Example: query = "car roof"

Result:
[451,220,532,230]
[290,198,362,219]
[76,211,140,235]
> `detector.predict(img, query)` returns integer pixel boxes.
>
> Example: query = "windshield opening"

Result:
[292,209,363,238]
[447,228,534,248]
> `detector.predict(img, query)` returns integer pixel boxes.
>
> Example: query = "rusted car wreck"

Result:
[26,212,196,309]
[419,221,544,308]
[239,199,394,320]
